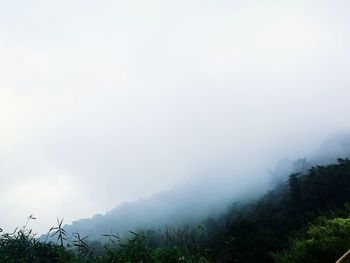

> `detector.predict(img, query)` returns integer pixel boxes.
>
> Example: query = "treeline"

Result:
[2,159,350,262]
[202,158,350,262]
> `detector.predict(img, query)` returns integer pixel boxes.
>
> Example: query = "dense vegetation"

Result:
[206,158,350,262]
[2,159,350,262]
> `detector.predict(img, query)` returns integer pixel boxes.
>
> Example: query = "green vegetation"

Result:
[2,158,350,262]
[0,227,74,263]
[0,221,209,262]
[273,217,350,263]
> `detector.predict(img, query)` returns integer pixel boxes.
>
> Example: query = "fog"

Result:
[1,0,350,234]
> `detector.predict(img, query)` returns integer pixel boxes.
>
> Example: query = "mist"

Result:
[1,0,350,235]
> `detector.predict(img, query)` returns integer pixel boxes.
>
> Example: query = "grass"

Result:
[0,217,210,263]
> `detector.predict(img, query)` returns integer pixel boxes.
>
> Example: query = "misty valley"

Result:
[2,1,350,262]
[2,136,350,262]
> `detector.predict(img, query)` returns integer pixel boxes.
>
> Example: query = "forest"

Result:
[2,158,350,262]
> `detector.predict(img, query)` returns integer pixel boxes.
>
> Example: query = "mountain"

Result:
[49,134,350,241]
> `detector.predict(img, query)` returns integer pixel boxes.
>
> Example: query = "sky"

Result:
[1,0,350,234]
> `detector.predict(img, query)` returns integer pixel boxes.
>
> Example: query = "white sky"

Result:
[1,0,350,233]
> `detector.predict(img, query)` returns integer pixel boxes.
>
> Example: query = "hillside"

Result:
[3,135,350,262]
[3,157,350,262]
[50,134,350,241]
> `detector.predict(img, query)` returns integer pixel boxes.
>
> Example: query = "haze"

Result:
[1,0,350,234]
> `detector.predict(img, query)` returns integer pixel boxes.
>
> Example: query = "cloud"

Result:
[0,0,350,233]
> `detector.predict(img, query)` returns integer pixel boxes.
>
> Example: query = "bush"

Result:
[274,217,350,263]
[0,227,73,263]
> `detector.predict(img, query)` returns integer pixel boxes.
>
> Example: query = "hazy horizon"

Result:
[1,0,350,234]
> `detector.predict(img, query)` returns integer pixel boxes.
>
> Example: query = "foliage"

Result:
[0,224,209,262]
[2,159,350,262]
[273,217,350,263]
[206,158,350,262]
[0,227,73,263]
